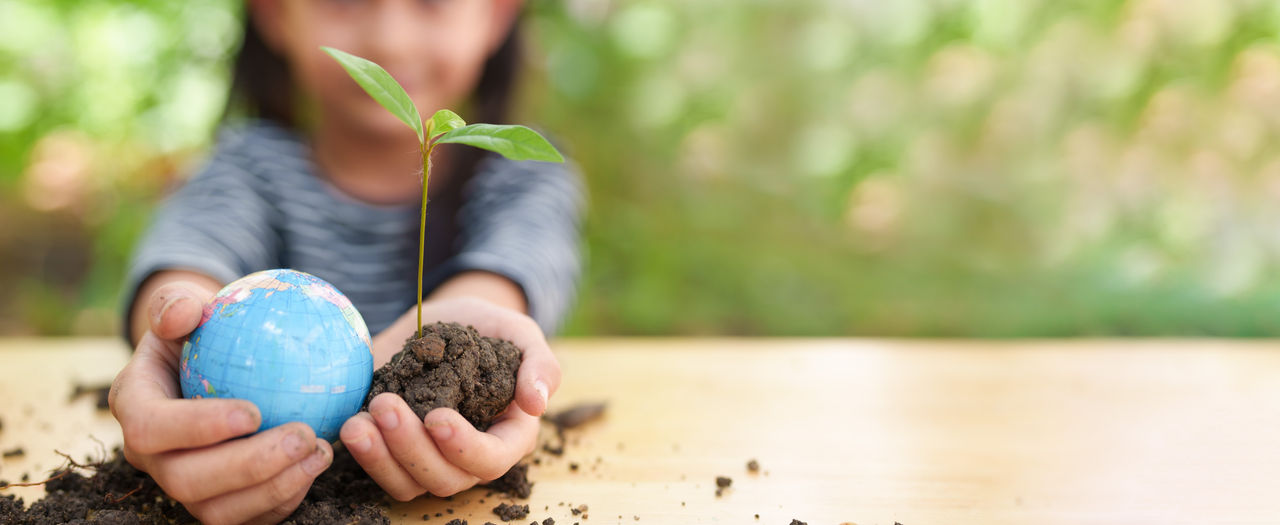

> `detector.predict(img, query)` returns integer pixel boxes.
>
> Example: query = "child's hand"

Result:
[340,297,561,501]
[110,282,334,525]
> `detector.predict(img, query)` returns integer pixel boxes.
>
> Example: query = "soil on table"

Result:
[0,446,389,525]
[366,322,522,431]
[69,383,112,411]
[483,462,532,499]
[492,502,529,521]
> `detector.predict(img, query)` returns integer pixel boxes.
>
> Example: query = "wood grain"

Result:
[3,338,1280,524]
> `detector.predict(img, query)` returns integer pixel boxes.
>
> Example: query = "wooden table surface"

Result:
[2,338,1280,524]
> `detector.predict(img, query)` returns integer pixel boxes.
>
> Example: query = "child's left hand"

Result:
[339,297,560,501]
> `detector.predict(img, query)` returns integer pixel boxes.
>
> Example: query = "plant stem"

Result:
[417,139,432,339]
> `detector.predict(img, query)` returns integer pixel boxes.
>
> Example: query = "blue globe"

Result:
[180,269,374,441]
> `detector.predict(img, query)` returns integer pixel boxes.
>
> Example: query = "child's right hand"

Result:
[109,282,334,525]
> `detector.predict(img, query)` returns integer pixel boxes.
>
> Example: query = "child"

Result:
[108,1,582,523]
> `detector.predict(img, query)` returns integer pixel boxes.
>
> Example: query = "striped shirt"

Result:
[124,120,583,335]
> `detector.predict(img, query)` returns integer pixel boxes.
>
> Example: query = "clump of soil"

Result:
[493,502,529,521]
[714,476,732,497]
[746,459,759,473]
[283,448,388,525]
[483,462,532,499]
[2,448,24,459]
[2,448,196,524]
[366,322,522,430]
[0,446,389,524]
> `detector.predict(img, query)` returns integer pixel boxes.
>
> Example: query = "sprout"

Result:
[322,46,564,337]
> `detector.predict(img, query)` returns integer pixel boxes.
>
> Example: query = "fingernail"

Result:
[346,435,372,454]
[228,408,256,434]
[156,294,186,323]
[535,379,549,405]
[373,408,399,430]
[426,421,453,441]
[300,441,331,476]
[283,430,309,459]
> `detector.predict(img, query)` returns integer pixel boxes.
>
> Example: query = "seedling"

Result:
[322,46,563,338]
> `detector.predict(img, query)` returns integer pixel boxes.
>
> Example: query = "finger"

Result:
[341,412,424,501]
[186,439,332,525]
[367,393,478,497]
[152,423,317,503]
[424,407,539,481]
[146,282,209,341]
[244,484,310,525]
[114,379,260,455]
[514,334,561,417]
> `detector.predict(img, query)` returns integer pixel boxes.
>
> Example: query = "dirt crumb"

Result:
[483,463,532,499]
[714,475,732,497]
[544,402,606,429]
[69,382,112,410]
[2,448,24,459]
[493,502,530,521]
[746,459,759,472]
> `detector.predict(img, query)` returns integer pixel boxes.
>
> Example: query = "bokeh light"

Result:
[6,0,1280,336]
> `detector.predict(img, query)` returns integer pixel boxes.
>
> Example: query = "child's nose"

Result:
[364,0,440,64]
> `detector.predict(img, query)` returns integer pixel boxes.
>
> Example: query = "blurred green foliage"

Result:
[6,0,1280,336]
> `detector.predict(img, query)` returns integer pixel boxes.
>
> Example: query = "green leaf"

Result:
[435,124,565,163]
[428,109,466,139]
[321,46,423,143]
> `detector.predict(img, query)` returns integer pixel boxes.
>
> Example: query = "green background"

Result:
[4,0,1280,337]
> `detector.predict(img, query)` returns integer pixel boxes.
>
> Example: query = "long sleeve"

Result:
[121,130,281,332]
[434,154,586,334]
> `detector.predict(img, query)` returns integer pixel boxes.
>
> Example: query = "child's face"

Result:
[253,0,520,137]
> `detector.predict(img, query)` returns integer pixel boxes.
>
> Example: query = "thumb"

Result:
[515,343,560,417]
[147,283,210,341]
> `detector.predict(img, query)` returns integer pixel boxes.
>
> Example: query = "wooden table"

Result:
[2,338,1280,524]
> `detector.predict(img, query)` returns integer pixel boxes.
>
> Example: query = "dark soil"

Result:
[714,476,732,497]
[3,448,24,458]
[790,520,807,525]
[746,459,759,472]
[69,383,112,411]
[2,448,196,524]
[493,502,529,521]
[544,403,606,429]
[282,448,387,525]
[540,402,606,456]
[483,462,532,499]
[0,446,389,524]
[366,322,522,431]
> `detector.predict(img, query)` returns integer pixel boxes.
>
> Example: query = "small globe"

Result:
[180,269,374,441]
